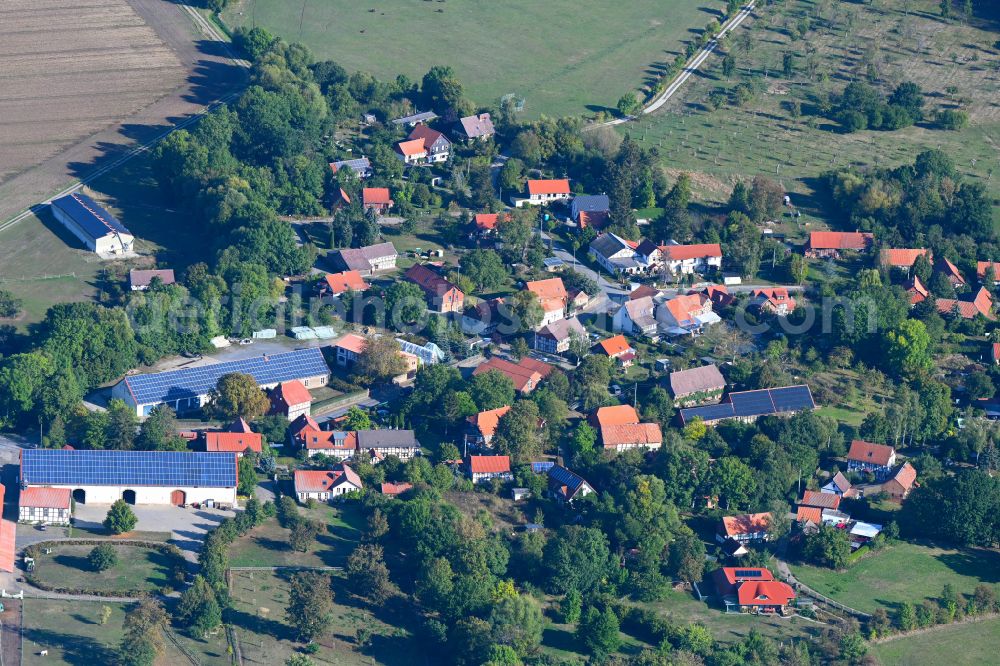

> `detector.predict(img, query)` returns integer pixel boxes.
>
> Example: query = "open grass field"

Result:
[228,502,363,568]
[0,0,184,186]
[229,568,422,665]
[221,0,725,118]
[872,615,1000,666]
[29,543,176,594]
[632,0,1000,209]
[789,540,1000,614]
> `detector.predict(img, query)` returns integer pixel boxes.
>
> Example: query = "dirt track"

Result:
[0,0,247,222]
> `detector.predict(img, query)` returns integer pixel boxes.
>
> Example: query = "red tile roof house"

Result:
[796,490,843,523]
[204,431,263,456]
[658,292,720,336]
[880,462,917,500]
[881,248,931,272]
[465,406,512,450]
[534,316,586,354]
[600,423,663,453]
[380,481,414,497]
[362,187,393,214]
[333,333,368,369]
[472,212,511,236]
[977,261,1000,285]
[654,243,724,275]
[717,512,773,544]
[319,270,369,298]
[596,334,636,367]
[591,404,641,429]
[525,277,569,328]
[821,471,859,499]
[398,124,451,164]
[472,356,554,394]
[270,380,313,420]
[525,179,571,205]
[19,487,72,525]
[749,288,797,316]
[939,257,967,289]
[992,342,1000,365]
[936,287,995,321]
[548,464,595,504]
[396,138,428,165]
[669,364,726,407]
[454,112,495,141]
[713,567,796,614]
[301,429,358,459]
[846,440,897,479]
[405,264,465,314]
[129,269,176,291]
[804,231,874,259]
[905,274,930,305]
[294,464,363,503]
[466,455,513,484]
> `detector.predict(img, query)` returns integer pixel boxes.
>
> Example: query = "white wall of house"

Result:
[19,506,71,525]
[471,471,513,484]
[32,484,236,506]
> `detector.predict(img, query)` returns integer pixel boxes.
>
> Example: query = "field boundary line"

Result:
[870,611,1000,645]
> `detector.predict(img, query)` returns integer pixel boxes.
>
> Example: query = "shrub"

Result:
[104,500,137,534]
[88,544,119,572]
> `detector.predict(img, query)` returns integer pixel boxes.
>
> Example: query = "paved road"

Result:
[596,2,757,128]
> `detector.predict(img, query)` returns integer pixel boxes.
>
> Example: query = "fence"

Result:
[164,629,200,666]
[788,580,871,619]
[311,389,369,414]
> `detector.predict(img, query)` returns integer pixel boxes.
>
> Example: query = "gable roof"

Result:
[323,270,368,295]
[409,123,450,149]
[21,450,237,488]
[380,481,413,496]
[906,275,929,304]
[301,430,356,451]
[537,316,586,343]
[660,243,723,261]
[578,210,610,230]
[458,113,495,138]
[363,187,392,206]
[571,194,610,219]
[205,432,263,453]
[597,335,632,357]
[397,138,427,157]
[19,486,72,509]
[294,465,363,493]
[808,231,874,251]
[847,440,895,467]
[662,293,711,325]
[274,380,312,408]
[527,179,571,196]
[680,385,815,424]
[472,356,553,393]
[467,455,511,474]
[629,285,660,301]
[827,471,852,494]
[750,287,796,311]
[392,111,438,125]
[593,405,640,428]
[335,242,398,272]
[669,364,726,397]
[703,284,734,307]
[547,464,594,502]
[977,261,1000,281]
[600,422,662,448]
[936,287,994,320]
[796,506,823,523]
[800,490,841,510]
[329,156,371,175]
[129,269,175,289]
[886,462,917,491]
[474,213,510,230]
[406,264,461,298]
[467,405,512,439]
[357,429,419,449]
[721,512,772,537]
[881,248,930,268]
[737,579,796,607]
[940,257,966,285]
[334,333,368,355]
[526,277,568,312]
[622,296,657,328]
[51,192,132,240]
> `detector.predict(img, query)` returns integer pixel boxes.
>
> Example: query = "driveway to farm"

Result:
[0,0,249,227]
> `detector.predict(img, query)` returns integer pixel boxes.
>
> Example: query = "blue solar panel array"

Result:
[548,464,586,492]
[680,385,815,424]
[22,450,237,487]
[51,192,131,238]
[124,348,330,406]
[531,461,555,474]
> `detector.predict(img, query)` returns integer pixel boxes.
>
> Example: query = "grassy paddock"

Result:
[28,543,177,594]
[789,540,1000,614]
[221,0,724,118]
[227,502,363,568]
[872,615,1000,666]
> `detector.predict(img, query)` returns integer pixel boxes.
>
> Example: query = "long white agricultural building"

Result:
[50,192,134,258]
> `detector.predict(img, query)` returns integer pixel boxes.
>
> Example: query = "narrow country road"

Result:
[598,1,757,128]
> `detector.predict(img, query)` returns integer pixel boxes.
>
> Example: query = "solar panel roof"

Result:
[548,464,586,491]
[769,385,816,412]
[680,403,736,423]
[51,192,131,239]
[22,450,237,487]
[123,347,330,406]
[531,461,555,473]
[731,390,776,418]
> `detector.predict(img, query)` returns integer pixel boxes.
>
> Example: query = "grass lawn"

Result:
[228,569,421,665]
[872,616,1000,666]
[633,0,1000,207]
[228,502,363,568]
[789,540,1000,614]
[221,0,725,118]
[22,599,187,666]
[29,544,176,594]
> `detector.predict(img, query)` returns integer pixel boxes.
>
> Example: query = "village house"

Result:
[669,364,726,407]
[454,113,495,141]
[472,212,510,237]
[717,512,773,544]
[679,385,815,426]
[332,242,398,276]
[600,422,663,453]
[333,333,368,369]
[570,194,610,228]
[976,261,1000,285]
[534,316,586,354]
[405,264,465,314]
[939,257,966,289]
[591,404,640,429]
[905,275,929,305]
[203,428,263,456]
[880,462,917,500]
[329,157,372,179]
[749,288,797,315]
[362,187,393,214]
[18,487,72,525]
[796,490,842,524]
[713,567,796,614]
[270,380,312,420]
[300,428,358,459]
[846,440,897,479]
[525,277,569,327]
[466,455,513,484]
[380,481,413,497]
[654,243,724,275]
[358,429,421,461]
[398,124,451,163]
[590,233,642,275]
[319,270,368,298]
[461,297,510,336]
[821,472,859,499]
[472,356,553,394]
[396,138,428,164]
[658,292,720,336]
[881,248,931,272]
[525,179,571,205]
[465,405,511,451]
[547,465,595,504]
[612,296,658,337]
[804,231,874,259]
[294,465,363,503]
[129,269,175,291]
[595,334,636,367]
[936,287,994,320]
[702,284,735,308]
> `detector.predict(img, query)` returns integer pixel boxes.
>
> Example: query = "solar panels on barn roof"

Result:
[122,348,329,405]
[680,385,814,424]
[51,192,131,239]
[531,461,555,474]
[21,450,237,488]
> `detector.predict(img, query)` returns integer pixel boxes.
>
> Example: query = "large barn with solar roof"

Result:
[20,449,239,507]
[50,192,134,258]
[112,347,330,417]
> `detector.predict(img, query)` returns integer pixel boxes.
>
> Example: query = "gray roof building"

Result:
[358,429,420,450]
[571,194,610,220]
[669,364,726,400]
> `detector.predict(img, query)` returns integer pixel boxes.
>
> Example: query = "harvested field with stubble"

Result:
[0,0,185,185]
